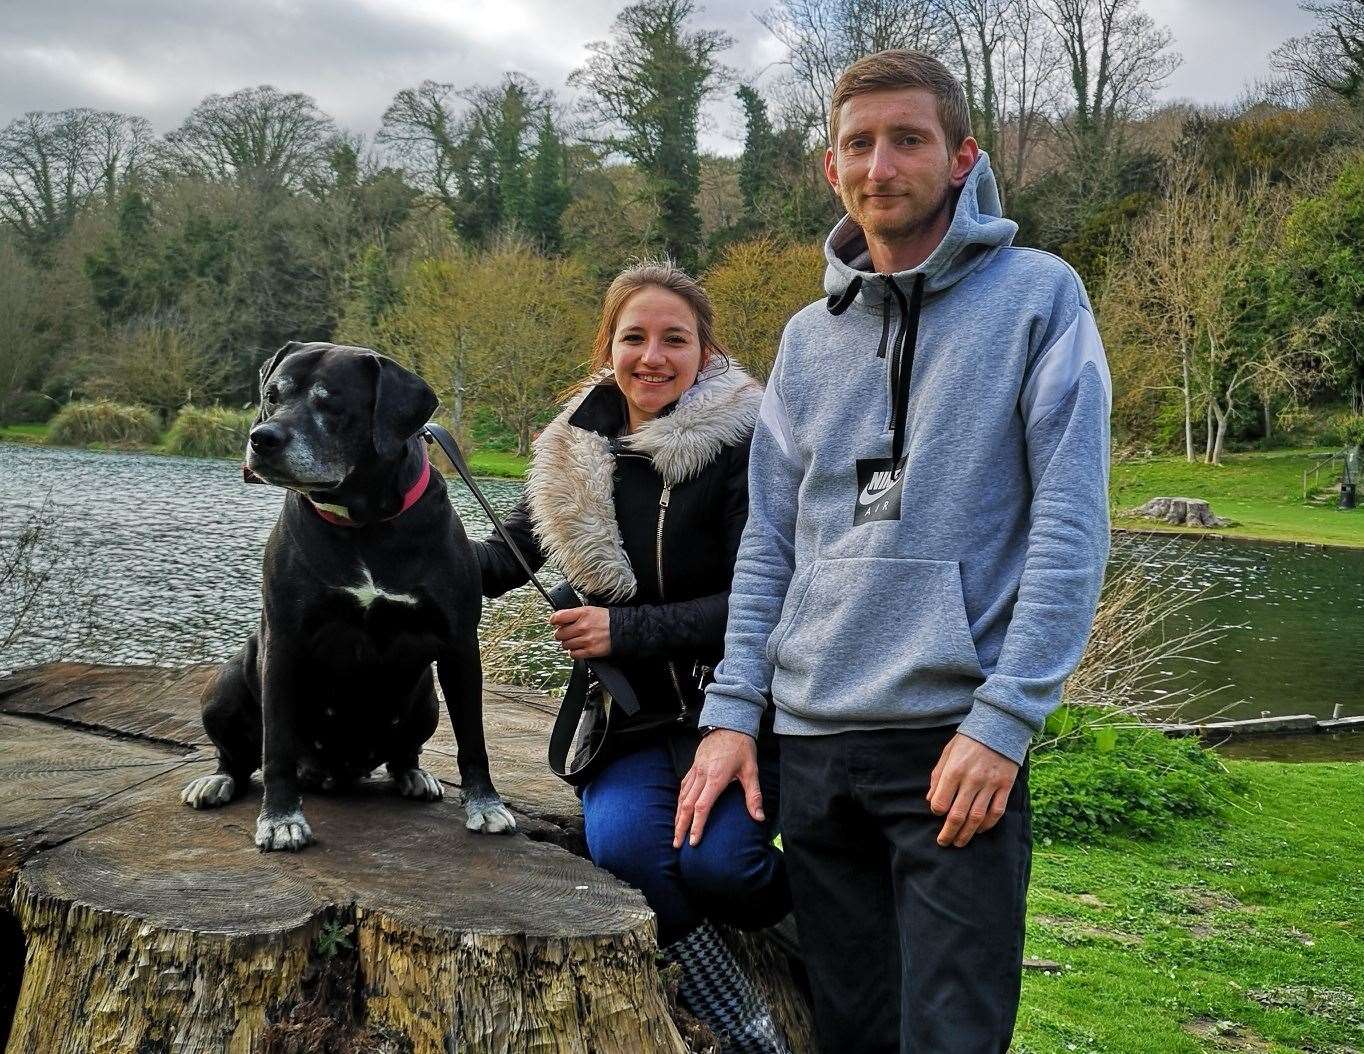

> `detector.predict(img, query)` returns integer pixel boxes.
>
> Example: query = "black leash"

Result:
[421,424,640,743]
[423,423,559,610]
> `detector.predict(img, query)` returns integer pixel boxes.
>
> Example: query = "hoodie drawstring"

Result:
[882,273,926,466]
[826,269,926,464]
[826,275,862,316]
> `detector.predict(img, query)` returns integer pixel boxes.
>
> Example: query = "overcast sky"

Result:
[1,0,1318,156]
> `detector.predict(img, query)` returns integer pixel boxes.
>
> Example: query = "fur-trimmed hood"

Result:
[525,363,762,602]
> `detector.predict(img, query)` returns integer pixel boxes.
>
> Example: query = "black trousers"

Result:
[778,725,1032,1054]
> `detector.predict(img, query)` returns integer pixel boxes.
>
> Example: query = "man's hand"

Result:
[927,733,1019,848]
[548,606,611,659]
[674,730,762,848]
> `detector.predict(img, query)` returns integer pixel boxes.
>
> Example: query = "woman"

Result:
[474,261,790,1052]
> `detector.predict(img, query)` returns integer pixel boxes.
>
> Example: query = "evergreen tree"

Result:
[527,116,571,254]
[736,85,777,219]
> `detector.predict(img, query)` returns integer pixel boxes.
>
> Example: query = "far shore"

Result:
[0,423,530,480]
[4,425,1359,547]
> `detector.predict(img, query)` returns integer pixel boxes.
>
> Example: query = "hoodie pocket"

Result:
[770,557,984,717]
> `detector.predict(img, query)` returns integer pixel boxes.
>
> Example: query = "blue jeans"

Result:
[581,737,790,945]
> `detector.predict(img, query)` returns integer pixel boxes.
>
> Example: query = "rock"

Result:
[1131,497,1232,528]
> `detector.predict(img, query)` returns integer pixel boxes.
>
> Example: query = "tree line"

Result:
[1,0,1362,461]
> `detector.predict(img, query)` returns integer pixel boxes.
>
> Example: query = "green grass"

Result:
[1018,761,1364,1053]
[1111,448,1363,548]
[0,423,49,443]
[467,449,528,478]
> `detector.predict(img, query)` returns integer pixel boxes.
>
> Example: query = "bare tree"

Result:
[1271,0,1364,107]
[940,0,1010,157]
[1099,154,1242,462]
[937,0,1066,194]
[1201,182,1327,464]
[1103,166,1323,465]
[160,86,338,192]
[0,108,153,253]
[81,310,232,416]
[760,0,951,140]
[377,80,466,212]
[1,497,101,671]
[0,239,49,421]
[1039,0,1180,183]
[994,0,1068,192]
[378,74,555,243]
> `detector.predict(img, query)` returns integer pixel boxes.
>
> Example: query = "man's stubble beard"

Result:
[841,165,955,250]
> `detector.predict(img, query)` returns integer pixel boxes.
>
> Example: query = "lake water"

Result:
[2,443,1361,750]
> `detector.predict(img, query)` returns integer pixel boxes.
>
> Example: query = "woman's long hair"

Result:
[586,259,732,375]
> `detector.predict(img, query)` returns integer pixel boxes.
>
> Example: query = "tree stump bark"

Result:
[0,664,813,1053]
[1131,496,1230,528]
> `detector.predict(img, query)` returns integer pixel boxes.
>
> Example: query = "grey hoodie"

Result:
[699,153,1112,764]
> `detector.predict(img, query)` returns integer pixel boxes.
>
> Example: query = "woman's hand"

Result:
[548,606,612,659]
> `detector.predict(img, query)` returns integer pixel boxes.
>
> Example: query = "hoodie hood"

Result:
[525,362,761,602]
[823,151,1017,305]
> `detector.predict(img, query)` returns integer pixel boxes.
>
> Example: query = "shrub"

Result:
[47,400,160,447]
[5,391,57,424]
[1030,706,1242,842]
[165,405,254,458]
[1315,408,1364,447]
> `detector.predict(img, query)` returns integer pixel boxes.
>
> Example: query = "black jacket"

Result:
[474,366,762,733]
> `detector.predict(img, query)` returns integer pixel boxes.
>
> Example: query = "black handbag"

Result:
[549,659,636,786]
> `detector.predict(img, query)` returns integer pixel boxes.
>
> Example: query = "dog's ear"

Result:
[367,353,438,460]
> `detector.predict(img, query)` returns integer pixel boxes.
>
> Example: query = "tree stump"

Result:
[1131,496,1231,528]
[0,663,814,1053]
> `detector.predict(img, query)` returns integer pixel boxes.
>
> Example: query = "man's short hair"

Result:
[829,50,972,151]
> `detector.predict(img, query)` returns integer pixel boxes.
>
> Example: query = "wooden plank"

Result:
[1198,714,1320,736]
[1317,715,1364,734]
[0,663,141,718]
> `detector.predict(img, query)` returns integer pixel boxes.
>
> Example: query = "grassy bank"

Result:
[0,423,48,443]
[1,420,529,479]
[465,449,529,477]
[1018,760,1363,1053]
[1111,448,1362,548]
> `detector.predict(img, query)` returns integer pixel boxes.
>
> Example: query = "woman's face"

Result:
[611,285,706,429]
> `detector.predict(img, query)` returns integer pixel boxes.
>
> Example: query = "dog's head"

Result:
[245,342,438,492]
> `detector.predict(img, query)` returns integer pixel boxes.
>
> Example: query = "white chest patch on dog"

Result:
[340,567,419,610]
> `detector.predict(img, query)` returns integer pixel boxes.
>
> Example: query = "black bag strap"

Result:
[547,657,597,784]
[421,423,641,725]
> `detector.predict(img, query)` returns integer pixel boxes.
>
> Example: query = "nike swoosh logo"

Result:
[857,481,896,506]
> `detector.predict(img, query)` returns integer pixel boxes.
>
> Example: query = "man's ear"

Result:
[367,353,438,460]
[254,341,305,424]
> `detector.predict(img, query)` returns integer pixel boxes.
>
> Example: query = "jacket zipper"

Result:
[655,485,688,718]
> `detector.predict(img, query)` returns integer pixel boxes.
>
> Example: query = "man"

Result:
[675,50,1111,1053]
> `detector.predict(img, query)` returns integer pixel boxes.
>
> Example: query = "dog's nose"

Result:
[249,423,287,454]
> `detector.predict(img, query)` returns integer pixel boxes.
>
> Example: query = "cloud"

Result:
[0,0,1323,159]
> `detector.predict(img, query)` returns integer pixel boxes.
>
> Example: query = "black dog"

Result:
[181,341,515,851]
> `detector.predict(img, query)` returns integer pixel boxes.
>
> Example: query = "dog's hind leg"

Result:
[183,645,261,809]
[436,640,516,834]
[386,670,444,801]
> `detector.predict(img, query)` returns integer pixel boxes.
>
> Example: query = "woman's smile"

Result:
[612,284,707,431]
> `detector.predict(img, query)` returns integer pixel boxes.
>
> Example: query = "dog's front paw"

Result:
[392,765,444,801]
[463,790,516,834]
[181,773,237,808]
[254,809,314,852]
